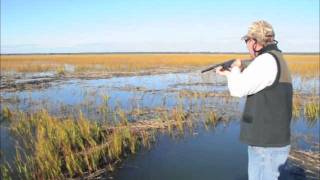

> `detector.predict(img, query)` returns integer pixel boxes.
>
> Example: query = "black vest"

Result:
[240,44,293,147]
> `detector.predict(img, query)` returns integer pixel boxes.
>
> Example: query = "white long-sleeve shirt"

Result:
[226,53,278,98]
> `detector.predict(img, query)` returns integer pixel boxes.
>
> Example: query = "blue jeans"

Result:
[248,145,291,180]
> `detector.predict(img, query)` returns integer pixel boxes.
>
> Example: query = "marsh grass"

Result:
[292,98,301,119]
[292,94,320,125]
[304,101,320,126]
[0,99,198,179]
[0,109,145,179]
[1,54,318,77]
[204,111,218,130]
[0,107,12,123]
[56,66,66,76]
[285,55,320,77]
[1,54,247,73]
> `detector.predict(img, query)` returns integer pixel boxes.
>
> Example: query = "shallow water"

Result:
[1,72,318,112]
[1,72,229,114]
[114,121,248,180]
[113,118,319,180]
[0,72,319,179]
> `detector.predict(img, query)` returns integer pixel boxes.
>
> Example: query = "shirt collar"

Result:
[257,43,282,55]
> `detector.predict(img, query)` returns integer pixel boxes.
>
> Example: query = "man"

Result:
[216,20,293,180]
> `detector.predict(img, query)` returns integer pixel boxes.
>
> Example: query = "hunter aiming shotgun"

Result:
[201,59,252,73]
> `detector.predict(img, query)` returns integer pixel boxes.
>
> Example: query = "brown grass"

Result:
[284,55,320,76]
[0,54,250,73]
[1,54,318,76]
[0,101,194,179]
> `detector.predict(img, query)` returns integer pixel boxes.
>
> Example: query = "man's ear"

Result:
[252,39,258,51]
[252,43,257,52]
[252,40,259,57]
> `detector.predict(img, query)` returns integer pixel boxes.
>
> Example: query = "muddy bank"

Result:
[0,67,202,92]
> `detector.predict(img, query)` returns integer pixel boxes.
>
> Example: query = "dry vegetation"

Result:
[0,102,212,179]
[0,54,248,73]
[1,54,318,76]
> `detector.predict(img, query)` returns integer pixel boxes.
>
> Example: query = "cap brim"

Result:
[241,35,249,41]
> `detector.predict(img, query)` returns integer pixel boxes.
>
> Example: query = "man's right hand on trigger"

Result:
[231,58,242,68]
[215,66,231,76]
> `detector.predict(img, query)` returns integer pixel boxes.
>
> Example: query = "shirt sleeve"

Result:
[226,53,278,98]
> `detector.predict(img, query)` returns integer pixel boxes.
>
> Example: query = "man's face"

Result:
[245,38,256,58]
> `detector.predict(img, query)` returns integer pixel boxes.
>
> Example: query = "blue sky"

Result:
[1,0,319,53]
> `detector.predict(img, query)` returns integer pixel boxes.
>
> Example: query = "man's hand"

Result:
[215,58,242,76]
[231,58,242,68]
[215,66,231,76]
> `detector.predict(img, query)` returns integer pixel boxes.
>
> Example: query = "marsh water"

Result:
[1,71,319,179]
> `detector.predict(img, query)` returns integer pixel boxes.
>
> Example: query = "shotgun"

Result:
[201,59,251,73]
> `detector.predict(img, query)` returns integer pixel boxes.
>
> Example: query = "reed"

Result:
[0,100,196,179]
[56,66,66,76]
[0,109,140,179]
[0,107,12,123]
[0,163,11,180]
[304,101,320,122]
[292,95,302,119]
[204,111,218,130]
[292,93,319,125]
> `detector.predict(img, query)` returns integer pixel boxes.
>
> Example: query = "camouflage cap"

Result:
[241,20,275,46]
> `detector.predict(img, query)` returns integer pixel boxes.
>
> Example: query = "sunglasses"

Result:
[244,38,257,44]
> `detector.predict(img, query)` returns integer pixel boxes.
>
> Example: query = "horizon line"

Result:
[1,51,319,56]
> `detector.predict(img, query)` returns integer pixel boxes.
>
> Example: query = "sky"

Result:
[1,0,319,54]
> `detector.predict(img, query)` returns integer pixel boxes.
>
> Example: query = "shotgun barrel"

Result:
[201,59,251,73]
